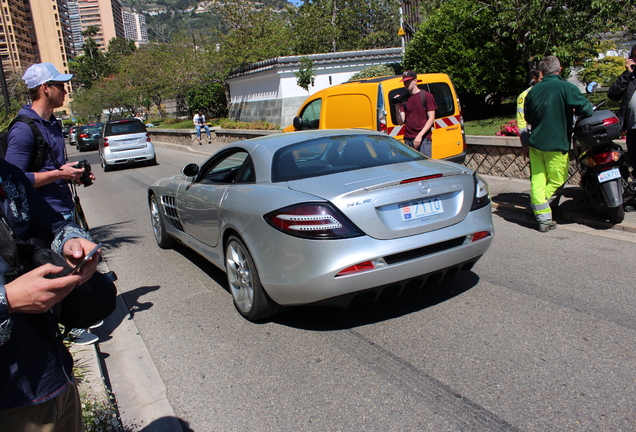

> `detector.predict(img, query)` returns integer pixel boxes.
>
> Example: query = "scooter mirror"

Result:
[586,81,599,94]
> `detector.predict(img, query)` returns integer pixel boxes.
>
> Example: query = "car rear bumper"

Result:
[244,204,494,305]
[103,143,155,165]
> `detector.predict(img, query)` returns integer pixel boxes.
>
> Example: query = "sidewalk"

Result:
[83,140,635,432]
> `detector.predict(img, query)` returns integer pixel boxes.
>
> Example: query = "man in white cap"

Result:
[4,63,98,345]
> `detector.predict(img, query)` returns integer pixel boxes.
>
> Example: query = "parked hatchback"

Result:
[99,119,156,172]
[76,123,103,151]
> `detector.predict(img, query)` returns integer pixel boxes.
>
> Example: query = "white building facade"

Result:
[226,48,403,128]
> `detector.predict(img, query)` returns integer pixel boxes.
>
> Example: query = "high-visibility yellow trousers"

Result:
[529,147,569,222]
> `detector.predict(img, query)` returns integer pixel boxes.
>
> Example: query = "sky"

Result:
[289,0,304,5]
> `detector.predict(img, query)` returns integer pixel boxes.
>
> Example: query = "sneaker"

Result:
[88,320,104,329]
[68,328,99,346]
[538,220,557,233]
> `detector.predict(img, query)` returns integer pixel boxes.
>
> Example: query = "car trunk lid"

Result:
[287,161,475,240]
[106,133,148,152]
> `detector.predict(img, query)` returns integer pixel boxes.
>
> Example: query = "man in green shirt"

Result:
[524,56,593,232]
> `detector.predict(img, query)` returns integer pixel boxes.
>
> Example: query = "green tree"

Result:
[217,2,293,69]
[405,0,635,112]
[348,64,398,81]
[186,83,228,118]
[105,38,137,73]
[578,56,626,87]
[295,57,315,91]
[290,0,400,55]
[69,26,112,89]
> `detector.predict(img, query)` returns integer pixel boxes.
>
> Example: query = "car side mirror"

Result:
[586,81,598,94]
[293,116,303,130]
[182,163,200,178]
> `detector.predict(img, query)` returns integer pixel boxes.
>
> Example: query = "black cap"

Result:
[400,70,416,82]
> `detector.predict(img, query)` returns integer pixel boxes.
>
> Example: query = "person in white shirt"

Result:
[193,111,211,144]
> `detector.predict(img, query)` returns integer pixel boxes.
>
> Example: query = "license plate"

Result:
[598,167,621,183]
[121,139,138,146]
[400,197,444,221]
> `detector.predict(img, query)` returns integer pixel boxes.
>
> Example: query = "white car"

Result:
[99,119,156,172]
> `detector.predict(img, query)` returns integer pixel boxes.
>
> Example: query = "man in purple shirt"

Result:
[5,63,98,345]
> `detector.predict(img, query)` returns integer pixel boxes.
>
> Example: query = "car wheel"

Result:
[225,236,282,321]
[100,154,111,172]
[149,194,175,249]
[147,156,157,166]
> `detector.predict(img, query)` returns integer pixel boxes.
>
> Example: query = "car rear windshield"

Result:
[106,121,147,136]
[272,134,426,182]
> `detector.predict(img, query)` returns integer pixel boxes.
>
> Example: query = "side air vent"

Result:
[161,196,184,231]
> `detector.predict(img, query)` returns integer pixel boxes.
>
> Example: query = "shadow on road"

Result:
[275,271,481,331]
[90,220,144,249]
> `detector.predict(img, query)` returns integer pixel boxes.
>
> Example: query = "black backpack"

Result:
[0,115,56,172]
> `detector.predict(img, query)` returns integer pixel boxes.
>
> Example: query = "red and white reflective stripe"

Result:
[434,115,462,129]
[387,125,403,136]
[387,115,462,136]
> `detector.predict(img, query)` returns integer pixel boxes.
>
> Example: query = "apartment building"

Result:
[77,0,124,52]
[122,10,148,46]
[0,0,36,75]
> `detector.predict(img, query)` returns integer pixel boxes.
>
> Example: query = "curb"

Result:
[491,201,636,234]
[86,259,181,432]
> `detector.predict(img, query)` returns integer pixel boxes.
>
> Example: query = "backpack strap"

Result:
[9,115,60,171]
[419,90,428,112]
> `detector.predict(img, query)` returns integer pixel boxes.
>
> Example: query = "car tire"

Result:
[150,194,175,249]
[147,156,157,166]
[100,154,111,172]
[225,236,282,321]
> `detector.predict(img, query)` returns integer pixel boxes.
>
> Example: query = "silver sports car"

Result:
[148,130,494,321]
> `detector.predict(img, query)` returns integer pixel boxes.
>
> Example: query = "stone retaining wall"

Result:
[149,129,615,186]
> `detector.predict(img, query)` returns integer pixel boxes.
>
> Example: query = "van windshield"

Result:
[388,83,455,125]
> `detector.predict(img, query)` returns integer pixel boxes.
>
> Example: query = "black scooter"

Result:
[573,82,631,223]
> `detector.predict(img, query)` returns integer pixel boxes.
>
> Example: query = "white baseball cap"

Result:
[22,63,73,89]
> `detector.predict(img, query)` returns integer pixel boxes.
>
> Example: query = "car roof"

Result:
[107,119,143,125]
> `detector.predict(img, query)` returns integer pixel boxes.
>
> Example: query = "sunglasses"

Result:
[47,82,66,90]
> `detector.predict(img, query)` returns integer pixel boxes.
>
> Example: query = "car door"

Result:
[178,149,250,247]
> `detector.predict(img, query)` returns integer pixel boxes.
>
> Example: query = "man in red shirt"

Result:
[395,70,438,157]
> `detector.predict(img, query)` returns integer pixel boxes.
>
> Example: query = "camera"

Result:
[74,159,93,187]
[391,93,409,104]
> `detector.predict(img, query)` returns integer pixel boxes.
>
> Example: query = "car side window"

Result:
[200,150,250,184]
[299,99,322,129]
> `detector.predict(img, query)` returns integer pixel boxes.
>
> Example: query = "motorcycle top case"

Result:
[574,110,622,147]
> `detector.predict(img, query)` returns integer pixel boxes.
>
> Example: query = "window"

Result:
[200,150,251,184]
[388,82,455,125]
[272,134,425,182]
[298,98,322,130]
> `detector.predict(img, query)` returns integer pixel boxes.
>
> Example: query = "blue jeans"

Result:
[195,124,211,140]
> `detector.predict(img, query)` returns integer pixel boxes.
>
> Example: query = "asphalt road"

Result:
[69,145,636,432]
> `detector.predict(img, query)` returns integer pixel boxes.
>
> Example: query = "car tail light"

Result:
[471,174,490,210]
[378,110,387,133]
[336,258,388,277]
[583,150,622,167]
[146,133,151,142]
[79,134,88,138]
[264,203,363,240]
[103,137,109,147]
[469,231,491,242]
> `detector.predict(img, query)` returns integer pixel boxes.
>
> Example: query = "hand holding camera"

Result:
[627,56,635,73]
[74,159,93,187]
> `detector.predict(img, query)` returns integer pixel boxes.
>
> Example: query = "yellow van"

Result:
[282,73,466,163]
